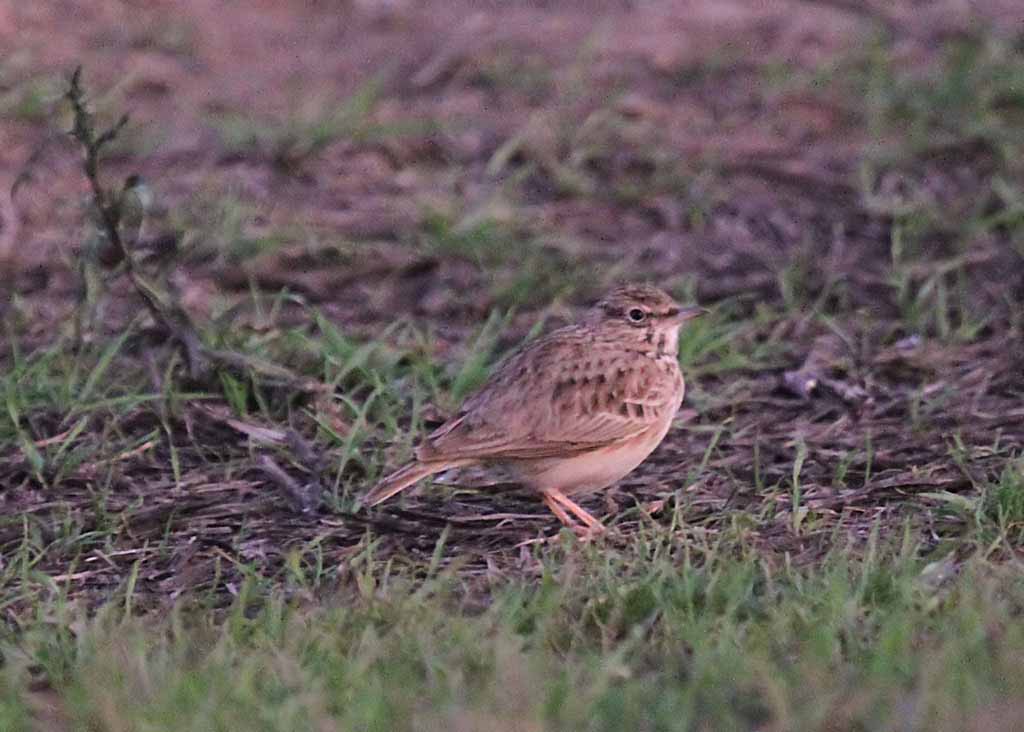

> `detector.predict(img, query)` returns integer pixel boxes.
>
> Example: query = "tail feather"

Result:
[363,460,450,506]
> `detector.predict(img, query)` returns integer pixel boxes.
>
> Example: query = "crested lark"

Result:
[364,284,705,533]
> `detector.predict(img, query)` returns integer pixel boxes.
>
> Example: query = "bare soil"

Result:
[1,0,1023,609]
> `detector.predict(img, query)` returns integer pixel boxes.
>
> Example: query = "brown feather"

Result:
[363,460,466,506]
[363,283,701,521]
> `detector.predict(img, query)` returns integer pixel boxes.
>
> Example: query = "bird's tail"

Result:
[362,460,452,507]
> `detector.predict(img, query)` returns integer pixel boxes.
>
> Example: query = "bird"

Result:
[363,284,706,534]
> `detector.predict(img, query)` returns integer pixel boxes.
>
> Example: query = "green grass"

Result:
[753,31,1024,342]
[0,70,63,123]
[470,50,554,102]
[419,208,590,308]
[206,77,433,174]
[174,189,287,263]
[4,293,1022,729]
[3,541,1024,731]
[4,15,1024,731]
[864,35,1024,163]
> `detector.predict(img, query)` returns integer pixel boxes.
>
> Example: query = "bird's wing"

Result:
[416,328,682,462]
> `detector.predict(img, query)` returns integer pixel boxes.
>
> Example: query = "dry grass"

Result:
[1,1,1023,729]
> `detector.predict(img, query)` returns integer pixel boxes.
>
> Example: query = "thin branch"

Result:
[63,66,321,390]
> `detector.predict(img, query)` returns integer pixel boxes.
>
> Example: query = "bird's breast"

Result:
[511,418,675,495]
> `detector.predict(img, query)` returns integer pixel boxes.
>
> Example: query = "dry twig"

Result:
[64,66,322,392]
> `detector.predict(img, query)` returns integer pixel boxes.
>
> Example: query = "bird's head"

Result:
[589,283,706,354]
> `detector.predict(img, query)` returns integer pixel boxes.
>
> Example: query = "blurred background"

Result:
[4,0,1022,349]
[2,1,1024,549]
[4,5,1024,726]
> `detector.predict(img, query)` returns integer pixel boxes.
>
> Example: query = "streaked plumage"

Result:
[365,284,705,533]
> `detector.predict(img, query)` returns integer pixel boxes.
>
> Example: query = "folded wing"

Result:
[417,327,681,462]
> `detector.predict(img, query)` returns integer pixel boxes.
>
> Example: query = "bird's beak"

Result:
[669,305,708,325]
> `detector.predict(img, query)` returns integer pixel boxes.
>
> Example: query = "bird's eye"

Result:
[627,308,646,323]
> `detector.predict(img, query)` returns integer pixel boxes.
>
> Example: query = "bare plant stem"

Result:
[64,66,320,391]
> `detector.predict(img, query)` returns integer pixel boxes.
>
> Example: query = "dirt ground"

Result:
[1,1,1023,608]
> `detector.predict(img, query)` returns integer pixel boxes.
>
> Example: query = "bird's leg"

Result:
[541,490,578,528]
[543,488,605,534]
